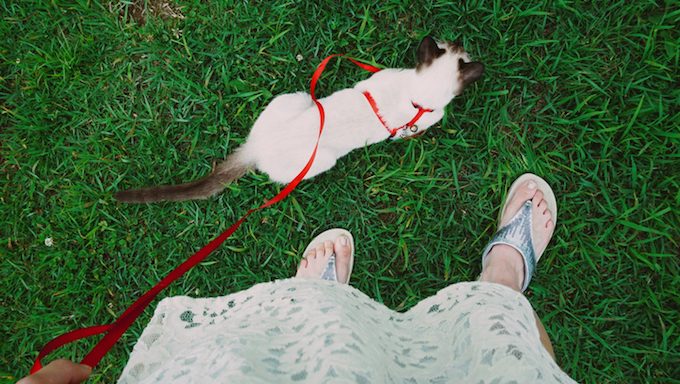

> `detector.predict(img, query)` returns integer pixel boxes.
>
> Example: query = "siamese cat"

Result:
[114,36,484,203]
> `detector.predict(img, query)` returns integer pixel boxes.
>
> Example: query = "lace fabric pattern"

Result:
[118,280,576,383]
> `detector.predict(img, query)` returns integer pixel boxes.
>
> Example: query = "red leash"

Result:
[30,54,381,374]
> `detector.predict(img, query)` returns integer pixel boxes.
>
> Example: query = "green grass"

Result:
[1,0,678,382]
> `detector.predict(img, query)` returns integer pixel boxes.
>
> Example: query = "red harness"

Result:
[29,54,431,374]
[362,91,433,138]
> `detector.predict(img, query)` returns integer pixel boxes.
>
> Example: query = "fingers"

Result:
[17,359,92,384]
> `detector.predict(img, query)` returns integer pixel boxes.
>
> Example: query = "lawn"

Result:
[1,0,678,382]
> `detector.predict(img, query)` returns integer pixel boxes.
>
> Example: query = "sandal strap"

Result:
[320,253,338,281]
[481,201,537,292]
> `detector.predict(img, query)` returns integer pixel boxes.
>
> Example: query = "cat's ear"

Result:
[417,36,445,69]
[458,58,484,87]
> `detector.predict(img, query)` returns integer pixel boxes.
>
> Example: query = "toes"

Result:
[296,253,309,276]
[532,190,544,208]
[295,232,354,283]
[298,247,318,274]
[535,198,555,220]
[324,240,334,258]
[518,180,539,200]
[300,241,333,272]
[334,236,351,258]
[315,243,325,259]
[501,181,539,226]
[334,236,352,284]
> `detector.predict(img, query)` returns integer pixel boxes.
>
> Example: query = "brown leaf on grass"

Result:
[114,0,185,26]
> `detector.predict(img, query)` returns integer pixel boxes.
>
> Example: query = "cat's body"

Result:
[115,37,483,203]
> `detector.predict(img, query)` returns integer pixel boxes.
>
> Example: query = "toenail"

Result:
[528,181,537,189]
[339,236,348,245]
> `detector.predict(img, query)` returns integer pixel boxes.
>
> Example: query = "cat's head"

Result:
[414,36,484,107]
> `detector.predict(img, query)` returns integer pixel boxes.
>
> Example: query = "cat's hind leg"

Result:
[262,148,338,184]
[304,149,339,180]
[260,92,313,122]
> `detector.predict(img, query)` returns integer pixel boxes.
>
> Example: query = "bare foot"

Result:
[295,236,353,284]
[481,179,555,291]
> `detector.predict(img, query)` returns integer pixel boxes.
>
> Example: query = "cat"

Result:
[114,36,484,203]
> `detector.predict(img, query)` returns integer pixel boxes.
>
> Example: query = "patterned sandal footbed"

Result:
[320,253,339,281]
[481,174,558,292]
[301,228,355,284]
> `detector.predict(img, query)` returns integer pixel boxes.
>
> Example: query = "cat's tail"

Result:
[114,150,253,203]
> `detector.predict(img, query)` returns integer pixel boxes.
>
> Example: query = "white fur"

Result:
[239,45,472,184]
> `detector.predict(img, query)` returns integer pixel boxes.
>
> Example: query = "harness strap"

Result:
[362,91,433,137]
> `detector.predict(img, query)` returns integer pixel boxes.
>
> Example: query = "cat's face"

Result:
[415,36,484,103]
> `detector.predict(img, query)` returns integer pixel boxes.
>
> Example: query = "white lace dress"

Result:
[117,279,577,383]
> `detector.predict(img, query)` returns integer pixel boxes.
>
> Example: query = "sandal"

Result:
[481,173,558,292]
[302,228,355,284]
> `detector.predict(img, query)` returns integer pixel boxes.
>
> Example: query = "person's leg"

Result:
[479,179,556,359]
[533,311,556,359]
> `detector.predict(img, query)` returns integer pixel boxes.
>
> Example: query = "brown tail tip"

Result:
[114,152,251,203]
[114,190,141,203]
[113,189,161,204]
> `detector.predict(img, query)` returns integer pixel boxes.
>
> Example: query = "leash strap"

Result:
[30,54,382,374]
